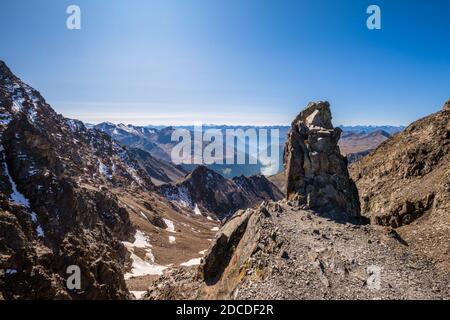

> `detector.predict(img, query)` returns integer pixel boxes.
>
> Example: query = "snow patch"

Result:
[5,269,18,275]
[168,236,176,244]
[0,113,12,125]
[211,227,219,231]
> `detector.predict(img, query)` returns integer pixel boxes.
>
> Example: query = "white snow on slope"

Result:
[123,230,151,248]
[180,258,202,267]
[164,185,192,208]
[163,218,175,233]
[168,236,176,244]
[125,252,167,278]
[211,227,219,231]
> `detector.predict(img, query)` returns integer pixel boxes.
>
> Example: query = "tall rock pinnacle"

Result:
[284,101,360,217]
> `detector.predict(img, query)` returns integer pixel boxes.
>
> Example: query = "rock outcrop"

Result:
[284,101,360,217]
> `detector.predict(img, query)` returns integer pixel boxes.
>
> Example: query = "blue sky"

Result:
[1,0,449,126]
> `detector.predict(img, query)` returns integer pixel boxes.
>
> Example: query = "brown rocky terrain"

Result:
[0,60,292,299]
[144,101,450,300]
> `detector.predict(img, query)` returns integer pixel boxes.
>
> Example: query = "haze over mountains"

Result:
[93,122,404,178]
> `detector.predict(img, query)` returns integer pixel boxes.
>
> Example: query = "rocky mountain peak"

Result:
[284,101,360,217]
[293,101,333,130]
[159,165,282,220]
[444,98,450,111]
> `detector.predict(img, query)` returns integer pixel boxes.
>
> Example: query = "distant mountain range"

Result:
[92,122,405,178]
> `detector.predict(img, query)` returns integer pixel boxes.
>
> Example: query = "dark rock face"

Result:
[159,165,283,220]
[0,60,156,299]
[284,101,360,217]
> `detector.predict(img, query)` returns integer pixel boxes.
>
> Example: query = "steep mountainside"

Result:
[159,166,283,220]
[350,102,450,270]
[145,102,449,300]
[0,61,219,299]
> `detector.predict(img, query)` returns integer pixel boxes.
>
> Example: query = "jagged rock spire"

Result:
[284,101,360,217]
